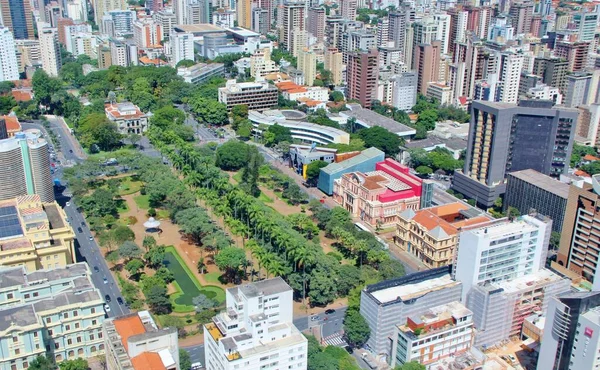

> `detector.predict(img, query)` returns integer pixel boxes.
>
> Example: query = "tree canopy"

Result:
[356,126,402,157]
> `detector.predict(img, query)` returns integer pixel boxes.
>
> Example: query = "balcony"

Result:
[206,323,223,342]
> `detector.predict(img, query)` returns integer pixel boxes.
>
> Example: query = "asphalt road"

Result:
[183,344,205,366]
[24,119,129,318]
[314,307,347,339]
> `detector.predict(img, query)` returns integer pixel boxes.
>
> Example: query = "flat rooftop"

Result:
[406,301,471,327]
[369,272,459,304]
[342,104,416,136]
[486,268,567,294]
[173,24,224,33]
[321,147,384,175]
[237,277,291,298]
[508,169,570,199]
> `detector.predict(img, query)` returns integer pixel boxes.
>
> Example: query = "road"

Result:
[24,120,129,318]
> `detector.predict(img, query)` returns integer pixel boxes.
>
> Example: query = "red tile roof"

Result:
[1,115,21,132]
[11,89,33,102]
[113,315,146,352]
[583,154,600,162]
[131,352,166,370]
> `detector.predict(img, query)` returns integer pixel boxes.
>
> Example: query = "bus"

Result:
[354,222,369,232]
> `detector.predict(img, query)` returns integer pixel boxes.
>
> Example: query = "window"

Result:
[24,294,30,299]
[15,349,20,355]
[63,313,69,319]
[91,320,97,325]
[48,330,53,336]
[76,337,82,343]
[23,362,28,369]
[32,292,38,297]
[90,334,94,340]
[55,342,60,349]
[73,311,78,317]
[12,337,18,343]
[46,318,51,324]
[98,332,103,339]
[75,323,80,329]
[33,332,38,338]
[91,308,96,314]
[65,325,70,331]
[77,349,83,355]
[11,365,16,370]
[7,293,13,299]
[68,339,72,345]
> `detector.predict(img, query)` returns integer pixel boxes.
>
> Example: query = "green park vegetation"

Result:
[571,143,600,175]
[306,334,361,370]
[407,147,464,175]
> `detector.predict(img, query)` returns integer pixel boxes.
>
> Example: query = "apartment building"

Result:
[333,159,423,227]
[395,203,491,268]
[466,269,570,347]
[0,263,106,368]
[204,278,308,370]
[537,291,600,370]
[104,311,179,370]
[390,302,474,368]
[0,27,19,81]
[105,102,149,135]
[504,169,570,233]
[218,80,278,111]
[39,27,62,77]
[346,50,379,109]
[360,267,463,362]
[454,214,550,301]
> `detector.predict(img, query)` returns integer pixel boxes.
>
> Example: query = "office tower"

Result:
[93,0,127,28]
[145,0,163,12]
[297,49,316,86]
[509,1,533,35]
[39,27,62,77]
[392,72,417,112]
[412,17,438,51]
[256,0,273,31]
[282,3,305,53]
[454,215,549,301]
[488,15,514,41]
[218,80,278,111]
[307,7,325,43]
[532,57,569,94]
[153,9,176,38]
[103,10,136,36]
[0,264,105,368]
[44,1,61,27]
[537,291,600,370]
[504,169,569,233]
[452,100,579,207]
[66,0,88,22]
[173,0,186,24]
[204,278,308,370]
[388,4,414,52]
[346,49,379,109]
[414,41,441,94]
[0,27,19,81]
[574,12,598,42]
[0,0,35,39]
[170,30,194,66]
[104,311,179,369]
[340,0,356,21]
[496,51,524,104]
[0,131,54,202]
[360,267,463,362]
[236,0,251,28]
[324,47,343,85]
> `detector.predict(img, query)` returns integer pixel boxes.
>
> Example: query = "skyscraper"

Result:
[574,12,598,42]
[307,7,325,43]
[452,100,579,207]
[324,47,343,85]
[509,1,534,35]
[236,0,252,28]
[0,131,54,203]
[346,49,379,108]
[0,27,19,81]
[39,27,62,77]
[297,49,316,86]
[92,0,127,30]
[0,0,35,39]
[414,41,441,94]
[340,0,356,21]
[282,2,305,53]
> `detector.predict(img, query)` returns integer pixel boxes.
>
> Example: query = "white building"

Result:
[105,102,149,134]
[427,83,453,106]
[133,18,163,49]
[171,30,195,66]
[204,278,308,370]
[109,39,138,67]
[65,0,88,23]
[39,27,62,77]
[497,51,523,104]
[390,301,474,368]
[103,311,179,370]
[525,84,562,105]
[393,72,418,112]
[454,215,549,302]
[0,27,19,81]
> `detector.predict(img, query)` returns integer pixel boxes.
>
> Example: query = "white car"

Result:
[191,363,202,370]
[104,304,111,312]
[66,201,71,207]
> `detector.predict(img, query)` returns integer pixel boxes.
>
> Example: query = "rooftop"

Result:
[1,115,21,131]
[173,24,223,33]
[33,289,102,312]
[131,352,167,370]
[480,268,568,294]
[321,147,385,175]
[105,102,146,120]
[0,304,39,332]
[401,301,472,335]
[237,277,291,298]
[507,169,570,199]
[113,314,147,351]
[342,104,415,136]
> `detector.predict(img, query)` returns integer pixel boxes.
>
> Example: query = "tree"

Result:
[150,106,186,129]
[308,270,337,306]
[176,59,196,68]
[0,95,16,115]
[78,113,122,151]
[80,188,118,218]
[119,241,142,261]
[128,133,142,147]
[190,97,228,125]
[146,285,172,314]
[550,231,561,250]
[394,362,426,370]
[236,119,253,139]
[356,126,402,157]
[282,183,308,205]
[336,265,361,296]
[106,251,120,264]
[113,225,135,244]
[179,349,192,370]
[193,294,219,311]
[264,124,293,146]
[215,140,249,170]
[59,358,88,370]
[416,109,438,131]
[378,259,405,280]
[144,246,166,268]
[415,166,432,175]
[231,104,249,129]
[306,160,329,183]
[32,69,62,108]
[59,62,84,86]
[240,145,262,196]
[214,247,247,283]
[330,90,345,103]
[155,267,175,283]
[143,235,157,251]
[343,310,370,347]
[125,258,144,276]
[29,355,54,370]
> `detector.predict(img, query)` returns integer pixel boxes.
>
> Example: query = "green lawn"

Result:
[117,199,129,214]
[204,272,222,285]
[163,247,225,312]
[258,192,273,203]
[134,194,150,209]
[118,178,143,195]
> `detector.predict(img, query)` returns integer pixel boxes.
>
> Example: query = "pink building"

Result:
[333,159,423,227]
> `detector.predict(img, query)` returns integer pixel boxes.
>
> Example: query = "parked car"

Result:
[325,309,336,314]
[105,294,111,302]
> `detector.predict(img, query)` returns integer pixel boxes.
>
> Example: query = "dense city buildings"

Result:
[318,148,385,195]
[204,278,308,370]
[453,100,578,207]
[0,0,35,39]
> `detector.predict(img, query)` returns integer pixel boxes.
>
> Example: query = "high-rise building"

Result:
[218,79,278,111]
[65,0,88,22]
[153,9,176,38]
[388,4,414,55]
[307,7,325,43]
[576,104,600,146]
[281,3,305,53]
[15,39,40,72]
[509,1,534,35]
[454,215,550,301]
[102,10,136,36]
[0,130,55,203]
[574,12,598,42]
[171,30,195,66]
[104,311,179,370]
[297,49,316,86]
[565,72,600,107]
[414,41,441,94]
[0,27,19,81]
[0,0,35,39]
[290,28,308,57]
[44,2,62,28]
[97,45,112,69]
[555,39,590,72]
[133,18,163,48]
[537,291,600,370]
[504,169,569,233]
[346,49,379,109]
[204,278,308,370]
[251,8,268,35]
[145,0,163,12]
[452,100,579,207]
[236,0,252,28]
[0,263,105,367]
[324,47,343,85]
[109,39,138,67]
[392,72,417,111]
[433,13,450,55]
[340,0,356,21]
[532,57,569,94]
[447,7,467,56]
[92,0,127,28]
[360,267,463,362]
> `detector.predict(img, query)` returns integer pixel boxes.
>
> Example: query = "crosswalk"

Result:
[323,333,348,347]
